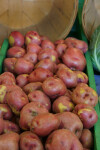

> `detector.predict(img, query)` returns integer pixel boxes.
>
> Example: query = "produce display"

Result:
[0,30,98,150]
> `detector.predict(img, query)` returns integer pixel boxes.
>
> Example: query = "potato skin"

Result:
[28,90,51,111]
[45,129,83,150]
[16,74,29,88]
[4,58,17,73]
[0,132,19,150]
[20,131,44,150]
[28,68,53,82]
[52,96,74,113]
[55,43,67,58]
[0,72,16,86]
[23,82,42,94]
[73,103,98,129]
[0,104,13,120]
[62,47,86,71]
[41,40,55,50]
[56,67,77,88]
[7,88,29,115]
[14,58,34,75]
[23,52,37,64]
[30,113,60,137]
[80,129,93,149]
[65,37,88,53]
[27,43,41,54]
[7,46,25,58]
[72,83,98,107]
[74,71,88,84]
[56,112,83,138]
[35,58,57,73]
[19,102,48,130]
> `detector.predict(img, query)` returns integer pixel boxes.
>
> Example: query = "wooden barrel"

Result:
[0,0,78,44]
[82,0,100,40]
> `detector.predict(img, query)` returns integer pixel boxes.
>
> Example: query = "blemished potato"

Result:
[0,72,16,85]
[16,74,29,88]
[4,58,17,73]
[19,102,48,130]
[35,58,57,73]
[20,131,44,150]
[7,88,29,115]
[62,47,86,71]
[0,104,13,120]
[25,31,41,46]
[23,82,42,94]
[73,103,98,129]
[65,37,88,53]
[57,63,68,71]
[28,68,53,83]
[7,46,26,58]
[42,77,67,99]
[30,113,60,137]
[14,58,34,75]
[3,119,20,134]
[56,67,78,88]
[27,43,42,54]
[38,49,58,63]
[72,83,98,107]
[23,52,37,64]
[54,39,65,45]
[28,90,51,111]
[55,43,67,58]
[52,96,74,113]
[74,71,88,84]
[0,132,19,150]
[0,118,4,134]
[80,129,93,149]
[41,40,55,50]
[45,129,83,150]
[56,112,83,138]
[64,89,72,100]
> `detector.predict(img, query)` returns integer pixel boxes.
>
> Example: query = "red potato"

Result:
[72,83,98,107]
[0,84,21,104]
[27,43,42,54]
[23,82,42,94]
[56,112,83,138]
[64,89,73,100]
[38,49,58,63]
[45,129,83,150]
[19,102,48,130]
[0,118,4,134]
[23,52,37,64]
[0,104,13,120]
[28,68,53,83]
[55,43,67,58]
[35,58,57,73]
[28,90,51,111]
[80,129,93,149]
[25,31,41,46]
[73,103,98,129]
[56,67,78,88]
[16,74,29,88]
[3,119,20,134]
[7,46,25,58]
[30,113,60,137]
[8,31,24,47]
[4,58,17,73]
[41,40,55,50]
[42,77,67,99]
[14,58,34,75]
[0,132,19,150]
[20,131,44,150]
[52,96,74,113]
[65,37,88,53]
[62,47,86,71]
[7,89,29,115]
[54,39,65,45]
[0,72,16,85]
[75,71,88,84]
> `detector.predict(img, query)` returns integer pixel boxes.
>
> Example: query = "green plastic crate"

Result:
[0,1,100,150]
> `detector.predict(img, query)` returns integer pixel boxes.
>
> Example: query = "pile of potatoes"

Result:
[0,30,98,150]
